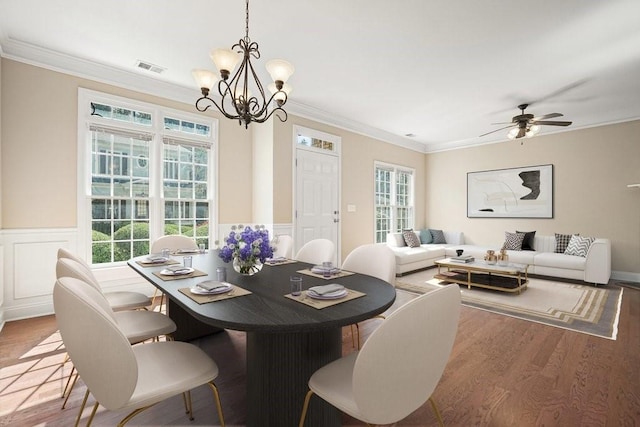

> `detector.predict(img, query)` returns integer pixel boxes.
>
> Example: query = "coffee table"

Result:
[434,258,529,293]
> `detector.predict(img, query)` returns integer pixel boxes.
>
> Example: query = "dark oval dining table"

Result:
[128,251,396,427]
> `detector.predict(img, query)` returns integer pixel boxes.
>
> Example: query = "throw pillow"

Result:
[430,229,447,244]
[503,231,525,251]
[419,229,433,244]
[516,230,536,251]
[402,229,421,248]
[564,235,596,257]
[555,233,578,253]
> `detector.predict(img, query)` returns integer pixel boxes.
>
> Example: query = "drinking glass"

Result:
[290,275,302,296]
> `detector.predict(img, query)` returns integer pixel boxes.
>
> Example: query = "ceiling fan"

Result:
[480,104,572,140]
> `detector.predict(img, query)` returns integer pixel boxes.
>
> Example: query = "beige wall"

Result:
[0,58,253,229]
[425,120,640,273]
[274,116,426,260]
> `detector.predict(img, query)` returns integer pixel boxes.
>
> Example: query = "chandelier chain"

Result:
[245,0,250,40]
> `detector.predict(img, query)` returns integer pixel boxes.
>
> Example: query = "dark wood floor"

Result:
[1,283,638,426]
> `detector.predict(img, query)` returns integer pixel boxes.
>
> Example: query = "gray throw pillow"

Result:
[564,235,595,257]
[430,229,446,244]
[402,229,421,248]
[419,229,433,244]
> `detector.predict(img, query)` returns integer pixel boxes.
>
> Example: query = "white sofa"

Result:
[387,231,611,285]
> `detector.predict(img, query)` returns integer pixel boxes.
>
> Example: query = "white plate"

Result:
[307,289,348,300]
[190,283,232,295]
[160,267,194,276]
[143,256,169,263]
[176,248,199,254]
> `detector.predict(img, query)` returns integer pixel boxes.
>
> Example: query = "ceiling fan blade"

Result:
[533,112,563,120]
[534,120,572,126]
[479,125,515,137]
[490,121,515,125]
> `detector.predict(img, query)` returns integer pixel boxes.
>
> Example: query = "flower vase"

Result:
[233,258,263,276]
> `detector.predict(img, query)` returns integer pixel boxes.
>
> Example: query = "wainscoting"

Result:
[0,224,294,331]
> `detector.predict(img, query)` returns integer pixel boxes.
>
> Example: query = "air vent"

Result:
[135,60,166,74]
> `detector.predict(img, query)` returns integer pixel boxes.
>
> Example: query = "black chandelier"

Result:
[192,0,294,128]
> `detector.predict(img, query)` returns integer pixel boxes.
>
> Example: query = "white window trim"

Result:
[77,88,218,267]
[373,161,415,242]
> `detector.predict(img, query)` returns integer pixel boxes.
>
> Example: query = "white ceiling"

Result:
[1,0,639,152]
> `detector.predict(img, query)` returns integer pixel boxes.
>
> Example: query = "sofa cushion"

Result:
[402,229,421,248]
[503,231,525,250]
[430,229,447,244]
[517,230,536,251]
[555,233,577,253]
[534,252,586,271]
[387,233,406,247]
[564,235,595,257]
[419,229,433,244]
[392,246,446,265]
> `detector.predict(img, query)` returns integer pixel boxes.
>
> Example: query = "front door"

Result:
[294,148,340,264]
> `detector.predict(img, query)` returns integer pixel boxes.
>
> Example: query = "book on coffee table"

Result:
[451,255,475,263]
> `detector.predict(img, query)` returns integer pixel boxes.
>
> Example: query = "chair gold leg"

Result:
[298,389,314,427]
[355,323,361,349]
[429,396,444,427]
[60,354,72,398]
[181,392,189,414]
[185,390,194,420]
[117,404,154,427]
[61,370,78,409]
[208,381,226,427]
[74,389,90,427]
[86,401,100,427]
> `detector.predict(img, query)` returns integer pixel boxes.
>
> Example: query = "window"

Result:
[79,90,217,266]
[374,163,414,243]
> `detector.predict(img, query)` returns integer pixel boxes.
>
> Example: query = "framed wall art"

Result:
[467,164,553,218]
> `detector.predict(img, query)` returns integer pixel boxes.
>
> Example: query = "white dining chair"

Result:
[271,234,294,259]
[342,243,397,348]
[56,257,177,411]
[57,248,151,311]
[299,284,461,427]
[150,234,199,253]
[295,238,336,265]
[53,276,225,427]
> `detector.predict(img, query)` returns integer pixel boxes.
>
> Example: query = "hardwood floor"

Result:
[1,282,638,426]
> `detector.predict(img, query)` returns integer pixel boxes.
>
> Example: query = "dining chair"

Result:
[53,276,225,427]
[56,257,177,410]
[295,238,336,265]
[57,248,151,311]
[271,234,294,259]
[148,235,199,310]
[299,284,461,427]
[150,234,199,253]
[341,243,397,348]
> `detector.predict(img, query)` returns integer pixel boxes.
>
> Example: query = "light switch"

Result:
[347,204,356,212]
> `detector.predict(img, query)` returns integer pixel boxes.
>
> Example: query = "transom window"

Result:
[374,163,414,243]
[79,89,217,266]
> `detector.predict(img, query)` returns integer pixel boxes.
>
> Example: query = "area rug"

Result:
[396,271,623,340]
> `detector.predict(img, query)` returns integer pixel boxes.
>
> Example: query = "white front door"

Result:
[295,148,340,264]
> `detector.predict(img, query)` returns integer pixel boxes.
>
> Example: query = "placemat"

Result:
[153,269,208,281]
[178,285,252,304]
[284,289,365,309]
[297,269,356,280]
[135,259,180,267]
[264,259,298,266]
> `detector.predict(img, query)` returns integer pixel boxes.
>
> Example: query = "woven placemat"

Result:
[178,285,252,304]
[297,269,355,280]
[284,289,365,309]
[153,269,208,281]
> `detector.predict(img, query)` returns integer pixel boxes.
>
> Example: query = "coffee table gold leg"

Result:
[467,271,471,289]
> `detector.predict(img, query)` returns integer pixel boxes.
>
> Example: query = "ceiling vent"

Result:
[135,60,166,74]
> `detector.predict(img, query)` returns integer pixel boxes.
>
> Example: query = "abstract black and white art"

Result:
[467,164,553,218]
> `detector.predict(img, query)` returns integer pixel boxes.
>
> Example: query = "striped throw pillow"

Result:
[564,235,595,257]
[503,231,525,250]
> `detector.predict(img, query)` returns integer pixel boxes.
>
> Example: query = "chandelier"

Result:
[192,0,294,128]
[507,124,540,140]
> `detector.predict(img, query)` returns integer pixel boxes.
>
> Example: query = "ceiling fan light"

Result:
[507,128,519,140]
[210,48,241,78]
[266,59,295,86]
[526,125,541,138]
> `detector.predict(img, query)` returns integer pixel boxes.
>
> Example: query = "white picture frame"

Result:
[467,164,553,218]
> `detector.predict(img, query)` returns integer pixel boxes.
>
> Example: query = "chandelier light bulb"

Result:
[507,128,519,140]
[210,49,241,79]
[526,125,540,138]
[265,59,295,87]
[191,69,219,95]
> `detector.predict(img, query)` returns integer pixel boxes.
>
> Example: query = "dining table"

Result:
[128,250,396,427]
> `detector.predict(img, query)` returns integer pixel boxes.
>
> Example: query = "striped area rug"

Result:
[396,271,623,340]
